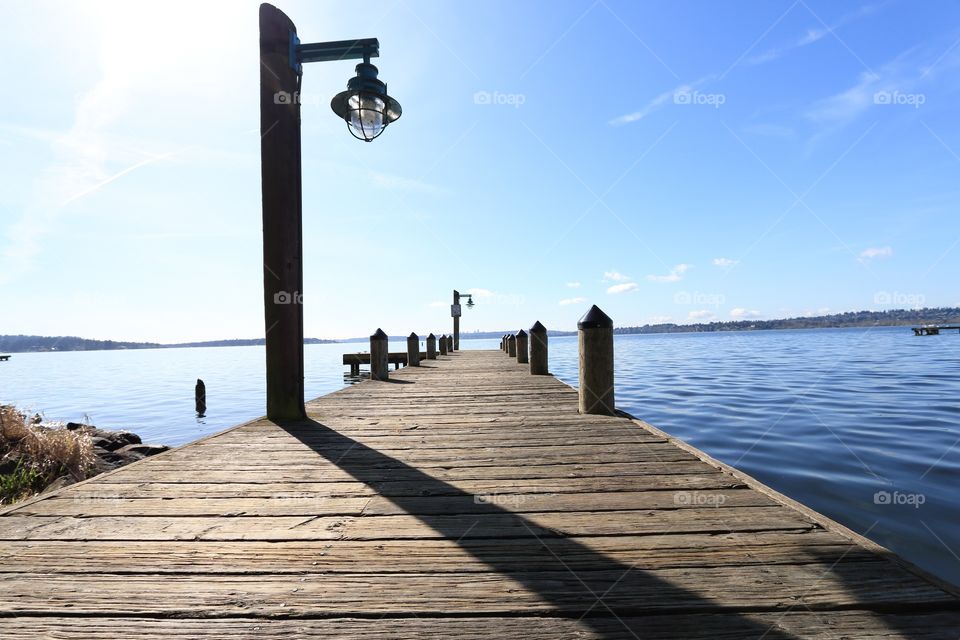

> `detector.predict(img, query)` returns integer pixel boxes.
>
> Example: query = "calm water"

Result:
[2,327,958,586]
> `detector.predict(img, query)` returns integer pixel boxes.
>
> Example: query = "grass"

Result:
[0,405,96,505]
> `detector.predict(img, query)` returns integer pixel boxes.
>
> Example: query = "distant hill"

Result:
[0,335,338,353]
[614,307,960,335]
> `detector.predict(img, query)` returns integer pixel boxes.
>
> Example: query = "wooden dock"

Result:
[913,325,960,336]
[1,349,958,638]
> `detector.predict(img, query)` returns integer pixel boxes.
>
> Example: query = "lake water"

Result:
[2,326,958,587]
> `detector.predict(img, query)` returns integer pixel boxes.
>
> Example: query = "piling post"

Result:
[529,321,548,375]
[195,379,206,417]
[516,330,528,364]
[578,305,614,415]
[407,332,420,367]
[259,4,305,421]
[439,334,448,356]
[370,329,389,381]
[426,333,437,359]
[446,335,453,352]
[507,334,517,358]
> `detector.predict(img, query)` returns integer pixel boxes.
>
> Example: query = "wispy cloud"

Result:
[566,281,581,288]
[647,263,692,283]
[688,310,716,321]
[608,76,714,126]
[466,288,495,298]
[606,282,638,294]
[712,257,739,269]
[603,271,631,282]
[858,246,892,262]
[744,2,887,67]
[369,171,449,196]
[730,308,762,319]
[559,297,587,306]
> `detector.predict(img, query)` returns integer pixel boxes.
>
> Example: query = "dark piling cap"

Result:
[439,334,446,339]
[371,328,388,340]
[507,334,516,342]
[578,305,613,330]
[517,329,527,337]
[408,332,418,339]
[530,321,546,333]
[427,333,435,339]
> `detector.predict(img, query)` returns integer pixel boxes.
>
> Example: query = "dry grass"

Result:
[1,405,96,503]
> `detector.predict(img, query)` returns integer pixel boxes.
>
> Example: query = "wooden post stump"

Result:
[578,305,614,415]
[195,379,206,417]
[407,332,420,367]
[529,321,548,375]
[370,329,389,381]
[446,335,453,352]
[439,334,448,356]
[516,330,528,364]
[507,334,517,358]
[426,333,437,359]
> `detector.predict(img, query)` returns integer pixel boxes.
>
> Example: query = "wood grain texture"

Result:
[1,348,956,638]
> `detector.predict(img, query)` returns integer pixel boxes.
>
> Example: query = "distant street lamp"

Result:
[259,3,403,421]
[452,290,474,350]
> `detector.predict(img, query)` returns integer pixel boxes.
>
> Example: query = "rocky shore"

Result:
[0,405,170,502]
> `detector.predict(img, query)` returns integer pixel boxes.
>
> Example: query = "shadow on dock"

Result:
[277,416,802,638]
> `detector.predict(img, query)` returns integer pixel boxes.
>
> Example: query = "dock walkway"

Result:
[1,350,958,638]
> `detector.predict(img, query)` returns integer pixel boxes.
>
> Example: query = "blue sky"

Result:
[2,0,960,341]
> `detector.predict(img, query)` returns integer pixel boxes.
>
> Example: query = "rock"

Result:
[93,446,126,466]
[0,454,24,475]
[41,475,75,493]
[65,422,85,431]
[87,430,142,451]
[116,443,169,458]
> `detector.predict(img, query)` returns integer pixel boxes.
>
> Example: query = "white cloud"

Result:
[745,3,885,67]
[559,297,587,306]
[603,271,630,282]
[566,281,581,288]
[609,76,714,125]
[712,257,738,269]
[859,246,892,262]
[647,263,692,283]
[369,171,448,196]
[688,310,716,321]
[606,283,638,295]
[730,308,762,320]
[466,288,495,298]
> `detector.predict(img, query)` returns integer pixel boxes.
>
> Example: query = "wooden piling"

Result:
[407,332,420,367]
[446,335,453,352]
[194,379,206,417]
[259,3,305,422]
[529,321,548,375]
[507,334,517,358]
[370,329,389,381]
[426,333,437,359]
[439,334,448,356]
[578,305,614,415]
[516,330,528,364]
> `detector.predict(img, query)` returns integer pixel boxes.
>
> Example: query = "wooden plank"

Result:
[0,530,870,574]
[0,563,954,617]
[4,611,960,640]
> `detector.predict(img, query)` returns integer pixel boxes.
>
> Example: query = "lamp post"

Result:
[451,290,474,350]
[259,3,402,421]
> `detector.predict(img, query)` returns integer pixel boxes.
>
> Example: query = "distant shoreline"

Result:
[3,307,957,354]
